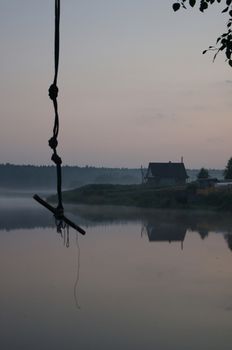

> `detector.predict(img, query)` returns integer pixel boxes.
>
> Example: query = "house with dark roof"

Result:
[145,161,188,187]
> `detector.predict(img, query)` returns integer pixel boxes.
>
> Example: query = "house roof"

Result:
[147,162,188,179]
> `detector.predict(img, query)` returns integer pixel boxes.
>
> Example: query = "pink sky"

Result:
[1,1,232,168]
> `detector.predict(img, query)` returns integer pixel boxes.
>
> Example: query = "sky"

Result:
[1,0,232,169]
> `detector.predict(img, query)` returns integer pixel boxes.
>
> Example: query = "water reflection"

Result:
[225,234,232,251]
[140,211,232,251]
[1,197,232,252]
[144,221,187,249]
[1,197,232,350]
[56,222,70,248]
[0,205,53,231]
[64,205,232,252]
[74,233,81,309]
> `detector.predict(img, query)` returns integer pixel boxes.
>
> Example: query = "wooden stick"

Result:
[33,194,86,235]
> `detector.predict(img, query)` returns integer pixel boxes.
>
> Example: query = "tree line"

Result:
[0,164,141,189]
[197,157,232,179]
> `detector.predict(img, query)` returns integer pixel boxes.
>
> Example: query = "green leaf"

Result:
[226,50,231,59]
[189,0,196,7]
[173,2,181,11]
[222,7,229,13]
[200,2,208,12]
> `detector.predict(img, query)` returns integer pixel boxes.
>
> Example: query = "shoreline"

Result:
[47,184,232,212]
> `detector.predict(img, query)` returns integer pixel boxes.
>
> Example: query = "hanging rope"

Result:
[33,0,86,236]
[48,0,63,218]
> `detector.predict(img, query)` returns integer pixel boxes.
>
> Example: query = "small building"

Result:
[197,177,218,189]
[215,180,232,191]
[145,161,188,187]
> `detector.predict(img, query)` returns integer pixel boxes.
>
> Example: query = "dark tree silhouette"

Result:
[197,167,209,179]
[224,157,232,178]
[172,0,232,67]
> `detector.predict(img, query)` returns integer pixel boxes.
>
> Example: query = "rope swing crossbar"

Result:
[34,0,85,236]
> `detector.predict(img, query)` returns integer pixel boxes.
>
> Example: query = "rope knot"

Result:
[55,206,64,221]
[48,136,58,150]
[51,153,62,165]
[49,84,58,100]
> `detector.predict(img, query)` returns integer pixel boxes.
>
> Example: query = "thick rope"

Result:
[48,0,63,218]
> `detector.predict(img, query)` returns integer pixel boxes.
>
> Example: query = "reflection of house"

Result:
[145,162,188,187]
[146,222,187,249]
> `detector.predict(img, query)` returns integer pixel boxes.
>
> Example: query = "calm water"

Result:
[1,195,232,350]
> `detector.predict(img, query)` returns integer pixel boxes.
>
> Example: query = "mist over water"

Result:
[1,195,232,350]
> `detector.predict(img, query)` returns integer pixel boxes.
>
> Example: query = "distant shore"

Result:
[0,163,223,190]
[47,184,232,212]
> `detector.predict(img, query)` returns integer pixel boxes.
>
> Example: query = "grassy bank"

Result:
[47,184,232,211]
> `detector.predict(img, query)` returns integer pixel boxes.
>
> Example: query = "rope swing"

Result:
[34,0,85,236]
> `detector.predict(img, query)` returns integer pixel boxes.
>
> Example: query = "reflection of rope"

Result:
[52,218,81,308]
[66,225,69,248]
[74,233,81,309]
[53,219,80,308]
[63,227,66,245]
[141,223,146,238]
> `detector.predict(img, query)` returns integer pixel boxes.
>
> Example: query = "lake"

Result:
[1,195,232,350]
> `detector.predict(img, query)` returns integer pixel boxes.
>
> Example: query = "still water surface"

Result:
[1,195,232,350]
